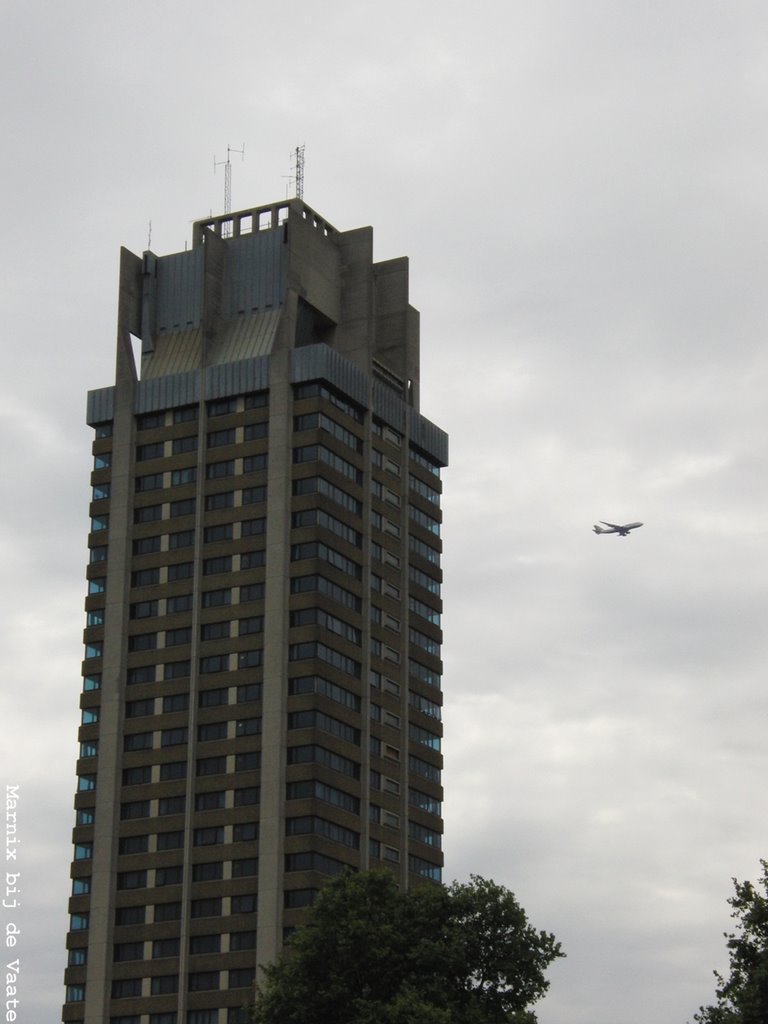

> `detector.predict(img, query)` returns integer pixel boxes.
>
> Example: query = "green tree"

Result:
[694,860,768,1024]
[252,871,563,1024]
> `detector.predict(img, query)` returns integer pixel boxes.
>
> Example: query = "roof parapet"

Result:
[192,199,338,248]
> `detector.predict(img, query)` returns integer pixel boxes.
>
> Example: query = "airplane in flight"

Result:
[593,521,643,536]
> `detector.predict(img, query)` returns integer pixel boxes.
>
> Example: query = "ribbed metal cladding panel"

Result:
[372,380,407,432]
[210,311,281,364]
[291,344,369,408]
[86,386,115,425]
[205,356,270,400]
[223,229,287,316]
[155,248,204,332]
[135,369,200,413]
[141,327,204,378]
[409,407,449,466]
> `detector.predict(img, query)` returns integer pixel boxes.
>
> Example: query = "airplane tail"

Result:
[592,525,607,534]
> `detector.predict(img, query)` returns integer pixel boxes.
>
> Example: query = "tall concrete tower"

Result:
[62,199,447,1024]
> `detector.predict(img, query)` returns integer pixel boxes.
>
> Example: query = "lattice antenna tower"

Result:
[294,144,305,200]
[214,144,245,216]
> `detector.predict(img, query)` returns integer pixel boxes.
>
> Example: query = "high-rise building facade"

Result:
[62,199,447,1024]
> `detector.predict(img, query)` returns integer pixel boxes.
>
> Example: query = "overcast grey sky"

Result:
[2,2,767,1021]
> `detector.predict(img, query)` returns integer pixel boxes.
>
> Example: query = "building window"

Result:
[131,567,160,587]
[165,626,192,647]
[161,727,188,747]
[171,466,197,486]
[152,936,181,958]
[204,522,233,543]
[233,786,260,807]
[111,978,141,999]
[233,821,259,842]
[189,1012,219,1024]
[203,555,232,576]
[164,660,190,680]
[172,434,198,454]
[150,975,179,996]
[240,582,264,602]
[208,428,235,447]
[130,599,158,620]
[198,721,227,741]
[237,682,262,702]
[124,732,153,752]
[169,529,195,550]
[408,855,442,881]
[137,441,164,461]
[237,649,263,669]
[200,655,229,675]
[155,866,183,887]
[158,795,186,816]
[192,862,223,883]
[128,632,157,652]
[287,744,359,780]
[240,517,266,537]
[191,897,222,918]
[170,497,196,517]
[135,503,163,523]
[197,755,226,776]
[231,857,258,877]
[230,894,257,914]
[205,491,234,511]
[230,930,256,951]
[241,484,267,505]
[167,562,194,582]
[120,800,150,820]
[201,620,230,641]
[193,826,225,846]
[115,906,144,925]
[153,901,181,921]
[206,459,235,479]
[136,473,164,493]
[239,550,265,570]
[235,752,260,773]
[118,834,148,854]
[243,421,268,440]
[125,698,154,719]
[195,791,225,811]
[190,933,221,954]
[199,687,228,708]
[117,870,147,890]
[173,405,198,423]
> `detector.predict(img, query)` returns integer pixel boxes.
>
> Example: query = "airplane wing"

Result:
[599,522,621,529]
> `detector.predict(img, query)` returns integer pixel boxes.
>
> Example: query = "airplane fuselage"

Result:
[593,521,643,536]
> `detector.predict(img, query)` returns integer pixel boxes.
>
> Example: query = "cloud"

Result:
[3,3,768,1022]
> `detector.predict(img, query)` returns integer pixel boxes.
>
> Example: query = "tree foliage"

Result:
[252,871,563,1024]
[694,860,768,1024]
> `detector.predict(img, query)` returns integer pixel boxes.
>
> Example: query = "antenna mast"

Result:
[214,144,245,227]
[293,144,305,200]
